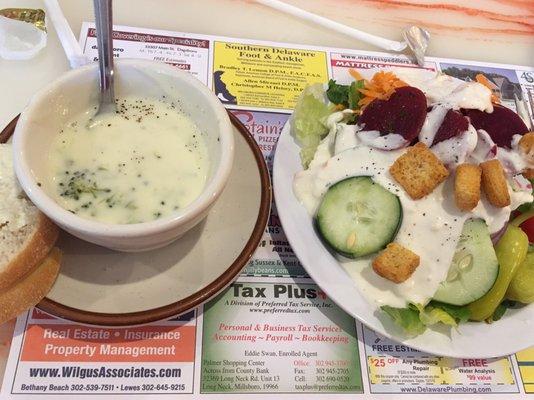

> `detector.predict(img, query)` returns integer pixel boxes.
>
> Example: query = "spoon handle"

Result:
[93,0,115,107]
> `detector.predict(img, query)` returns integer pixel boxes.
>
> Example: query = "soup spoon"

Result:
[89,0,116,127]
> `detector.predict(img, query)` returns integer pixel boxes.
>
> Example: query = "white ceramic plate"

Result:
[273,120,534,358]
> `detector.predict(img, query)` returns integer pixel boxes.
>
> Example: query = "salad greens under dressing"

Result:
[291,84,331,168]
[382,302,470,338]
[382,217,534,337]
[291,80,364,168]
[291,75,534,338]
[382,218,533,337]
[326,79,365,110]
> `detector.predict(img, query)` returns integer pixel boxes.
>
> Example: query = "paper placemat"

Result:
[1,22,533,399]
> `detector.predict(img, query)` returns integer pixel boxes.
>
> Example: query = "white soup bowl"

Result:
[13,59,234,252]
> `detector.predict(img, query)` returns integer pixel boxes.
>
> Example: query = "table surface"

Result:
[0,0,533,385]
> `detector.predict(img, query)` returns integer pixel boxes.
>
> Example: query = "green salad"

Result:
[291,69,534,337]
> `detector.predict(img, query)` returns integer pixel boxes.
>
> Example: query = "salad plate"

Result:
[1,112,271,326]
[273,68,534,358]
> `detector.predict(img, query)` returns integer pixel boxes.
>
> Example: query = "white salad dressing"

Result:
[418,104,449,146]
[469,130,530,175]
[431,124,478,169]
[469,129,495,164]
[358,131,407,150]
[391,68,494,112]
[48,96,209,224]
[418,104,479,169]
[293,141,532,307]
[334,124,360,154]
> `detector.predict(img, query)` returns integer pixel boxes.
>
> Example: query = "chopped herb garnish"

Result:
[59,170,110,200]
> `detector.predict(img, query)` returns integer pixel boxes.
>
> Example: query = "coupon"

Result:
[2,309,197,396]
[439,61,525,113]
[516,347,534,393]
[213,41,328,110]
[516,68,534,128]
[362,325,520,394]
[230,109,307,278]
[200,280,363,393]
[230,110,289,165]
[329,52,437,84]
[79,22,211,85]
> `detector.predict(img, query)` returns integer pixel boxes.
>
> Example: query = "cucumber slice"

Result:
[315,176,402,258]
[433,219,499,306]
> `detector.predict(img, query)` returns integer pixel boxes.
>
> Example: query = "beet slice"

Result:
[464,104,528,148]
[359,86,427,142]
[432,109,469,145]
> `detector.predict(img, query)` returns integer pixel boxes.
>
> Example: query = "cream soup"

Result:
[48,96,209,224]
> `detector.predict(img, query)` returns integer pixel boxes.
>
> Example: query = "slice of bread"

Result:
[0,143,59,290]
[0,248,61,324]
[0,213,59,290]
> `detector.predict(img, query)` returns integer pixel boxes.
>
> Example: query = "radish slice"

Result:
[0,16,47,60]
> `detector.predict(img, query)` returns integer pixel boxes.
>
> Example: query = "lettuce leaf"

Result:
[326,79,348,106]
[326,79,365,109]
[416,305,457,327]
[381,305,426,337]
[348,80,365,109]
[291,84,331,168]
[428,301,470,323]
[381,301,471,337]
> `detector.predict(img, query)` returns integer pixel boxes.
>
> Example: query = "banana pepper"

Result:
[468,225,529,321]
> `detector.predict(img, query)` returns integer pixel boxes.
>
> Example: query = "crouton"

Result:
[523,168,534,180]
[480,159,510,208]
[519,132,534,163]
[455,163,481,211]
[389,142,449,199]
[372,243,420,283]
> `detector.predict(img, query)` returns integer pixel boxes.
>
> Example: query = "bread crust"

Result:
[0,213,59,290]
[0,248,61,324]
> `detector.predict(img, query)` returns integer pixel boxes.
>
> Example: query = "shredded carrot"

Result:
[348,69,364,81]
[475,74,500,104]
[357,71,407,109]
